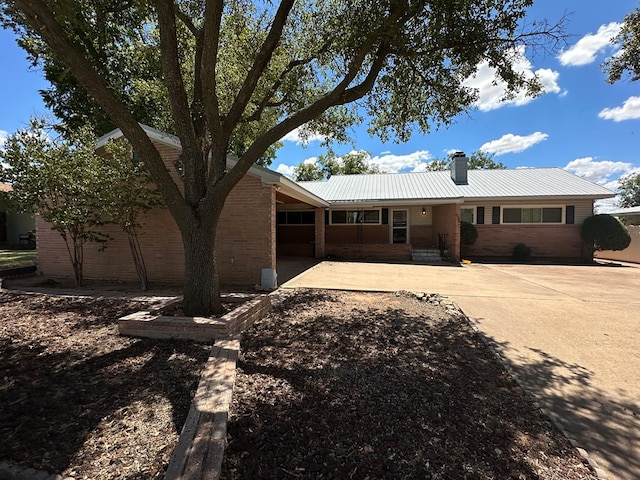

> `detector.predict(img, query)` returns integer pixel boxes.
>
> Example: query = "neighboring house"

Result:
[35,127,615,288]
[595,206,640,264]
[0,183,36,248]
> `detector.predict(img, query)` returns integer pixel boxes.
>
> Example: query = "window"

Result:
[502,207,563,224]
[460,208,474,224]
[476,207,485,225]
[277,210,315,225]
[542,208,562,223]
[330,209,381,224]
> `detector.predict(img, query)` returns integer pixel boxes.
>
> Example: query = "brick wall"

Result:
[216,175,276,285]
[326,243,412,261]
[410,225,434,248]
[467,224,585,259]
[326,225,388,244]
[37,141,276,287]
[433,204,461,261]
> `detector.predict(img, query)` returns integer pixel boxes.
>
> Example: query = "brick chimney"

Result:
[450,151,468,185]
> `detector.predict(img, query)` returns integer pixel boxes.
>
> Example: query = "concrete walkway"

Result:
[282,260,640,480]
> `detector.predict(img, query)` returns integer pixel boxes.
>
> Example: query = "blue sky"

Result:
[1,2,639,210]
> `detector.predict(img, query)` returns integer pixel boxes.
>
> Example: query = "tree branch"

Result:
[154,0,197,150]
[201,0,226,182]
[218,39,390,197]
[13,0,189,228]
[224,0,296,131]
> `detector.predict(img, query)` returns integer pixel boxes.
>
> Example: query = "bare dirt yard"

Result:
[0,291,210,479]
[222,289,597,480]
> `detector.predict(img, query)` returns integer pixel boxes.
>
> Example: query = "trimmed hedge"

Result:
[581,214,631,251]
[460,221,478,246]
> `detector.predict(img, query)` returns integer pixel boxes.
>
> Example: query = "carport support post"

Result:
[315,208,326,258]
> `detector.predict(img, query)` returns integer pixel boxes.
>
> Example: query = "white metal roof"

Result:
[298,168,615,204]
[607,206,640,216]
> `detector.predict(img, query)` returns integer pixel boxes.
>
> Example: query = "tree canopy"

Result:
[294,150,381,181]
[1,0,565,315]
[604,7,640,83]
[617,172,640,208]
[425,150,506,171]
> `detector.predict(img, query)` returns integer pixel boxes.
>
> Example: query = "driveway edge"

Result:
[448,300,609,480]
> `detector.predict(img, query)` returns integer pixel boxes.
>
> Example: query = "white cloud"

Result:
[369,150,432,173]
[598,96,640,122]
[0,130,7,148]
[480,132,548,155]
[558,22,622,66]
[564,157,636,185]
[463,47,562,111]
[275,163,296,179]
[282,126,327,145]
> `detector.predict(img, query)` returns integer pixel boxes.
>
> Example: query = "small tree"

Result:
[0,121,108,286]
[581,214,631,253]
[100,139,164,290]
[460,221,478,258]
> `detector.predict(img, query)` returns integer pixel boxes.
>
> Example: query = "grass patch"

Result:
[0,249,36,269]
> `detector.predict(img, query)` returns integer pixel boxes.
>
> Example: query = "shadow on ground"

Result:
[0,295,210,475]
[485,338,640,480]
[221,290,595,480]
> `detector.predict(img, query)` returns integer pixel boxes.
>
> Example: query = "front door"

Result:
[391,209,408,244]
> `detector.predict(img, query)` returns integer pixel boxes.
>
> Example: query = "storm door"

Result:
[391,209,408,244]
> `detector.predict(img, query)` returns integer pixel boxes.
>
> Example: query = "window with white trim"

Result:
[502,207,563,224]
[330,209,381,224]
[460,208,474,224]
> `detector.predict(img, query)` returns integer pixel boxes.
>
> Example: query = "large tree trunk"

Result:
[181,214,223,316]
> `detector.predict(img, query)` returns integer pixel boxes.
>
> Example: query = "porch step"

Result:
[412,248,446,262]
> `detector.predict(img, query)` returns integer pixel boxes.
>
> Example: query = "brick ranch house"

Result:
[35,126,614,288]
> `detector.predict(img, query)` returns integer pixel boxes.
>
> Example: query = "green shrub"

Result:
[513,243,531,261]
[460,221,478,246]
[581,214,631,251]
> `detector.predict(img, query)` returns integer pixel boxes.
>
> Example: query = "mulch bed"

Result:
[221,289,597,480]
[0,292,211,479]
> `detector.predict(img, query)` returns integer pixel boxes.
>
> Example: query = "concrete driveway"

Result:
[282,260,640,480]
